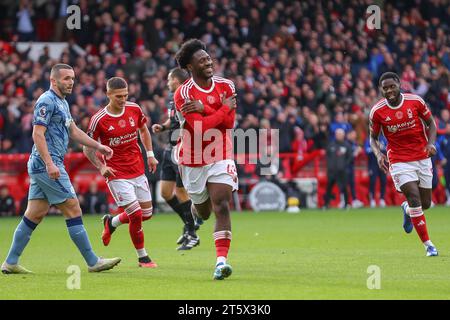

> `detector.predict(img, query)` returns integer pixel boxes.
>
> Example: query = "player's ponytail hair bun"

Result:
[175,39,207,70]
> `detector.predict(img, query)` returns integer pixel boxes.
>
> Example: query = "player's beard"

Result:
[57,81,72,96]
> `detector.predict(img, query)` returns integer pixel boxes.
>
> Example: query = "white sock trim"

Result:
[216,256,227,265]
[423,240,434,247]
[213,230,232,241]
[409,206,423,218]
[137,248,148,258]
[111,215,122,227]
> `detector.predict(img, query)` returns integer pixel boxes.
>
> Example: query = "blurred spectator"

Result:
[0,185,15,216]
[364,136,387,208]
[16,0,35,41]
[441,134,450,206]
[323,129,352,209]
[346,129,364,208]
[330,112,352,138]
[80,181,108,214]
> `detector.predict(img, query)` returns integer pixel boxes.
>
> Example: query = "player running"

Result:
[2,64,121,274]
[83,77,158,268]
[174,39,238,280]
[369,72,438,257]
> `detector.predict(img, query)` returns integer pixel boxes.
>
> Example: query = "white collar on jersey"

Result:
[192,77,215,93]
[385,93,404,109]
[105,105,126,117]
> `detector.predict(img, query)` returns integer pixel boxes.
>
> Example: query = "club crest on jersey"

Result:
[207,95,216,104]
[395,111,403,119]
[407,108,413,119]
[118,119,126,128]
[129,117,135,127]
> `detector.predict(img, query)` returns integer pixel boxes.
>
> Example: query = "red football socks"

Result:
[126,202,145,250]
[409,206,430,243]
[213,230,232,261]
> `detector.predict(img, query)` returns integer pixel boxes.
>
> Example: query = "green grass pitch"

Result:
[1,207,449,300]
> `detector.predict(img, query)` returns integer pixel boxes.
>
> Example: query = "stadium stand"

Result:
[0,0,449,214]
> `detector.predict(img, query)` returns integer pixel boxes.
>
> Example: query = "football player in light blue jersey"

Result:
[2,64,121,274]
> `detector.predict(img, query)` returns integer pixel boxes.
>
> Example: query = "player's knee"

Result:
[212,199,230,215]
[62,199,83,218]
[161,188,174,201]
[175,188,189,202]
[407,196,421,208]
[196,207,211,220]
[421,200,431,210]
[24,209,46,224]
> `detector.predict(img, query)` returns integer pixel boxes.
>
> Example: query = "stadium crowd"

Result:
[0,0,450,212]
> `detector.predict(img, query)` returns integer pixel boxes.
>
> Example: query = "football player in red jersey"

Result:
[174,39,238,280]
[83,77,159,268]
[369,72,438,256]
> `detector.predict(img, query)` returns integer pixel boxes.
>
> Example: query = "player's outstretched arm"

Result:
[69,122,113,159]
[32,124,60,179]
[152,119,171,133]
[139,124,158,173]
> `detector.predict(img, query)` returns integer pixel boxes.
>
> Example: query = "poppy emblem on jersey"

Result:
[129,117,135,127]
[395,111,403,119]
[407,108,413,119]
[207,95,216,104]
[118,119,126,128]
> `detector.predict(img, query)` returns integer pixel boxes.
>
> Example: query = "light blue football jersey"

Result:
[28,89,74,173]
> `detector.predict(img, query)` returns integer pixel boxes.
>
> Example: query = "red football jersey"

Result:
[174,76,236,167]
[87,102,147,180]
[369,93,433,164]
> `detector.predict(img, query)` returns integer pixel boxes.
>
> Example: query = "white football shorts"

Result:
[389,158,433,192]
[179,159,239,204]
[107,174,152,207]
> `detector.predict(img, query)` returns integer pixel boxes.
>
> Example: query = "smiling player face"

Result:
[189,50,214,80]
[380,78,401,105]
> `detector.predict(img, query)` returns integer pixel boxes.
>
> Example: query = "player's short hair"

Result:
[50,64,73,79]
[378,72,400,86]
[175,39,207,69]
[169,67,189,83]
[107,77,128,91]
